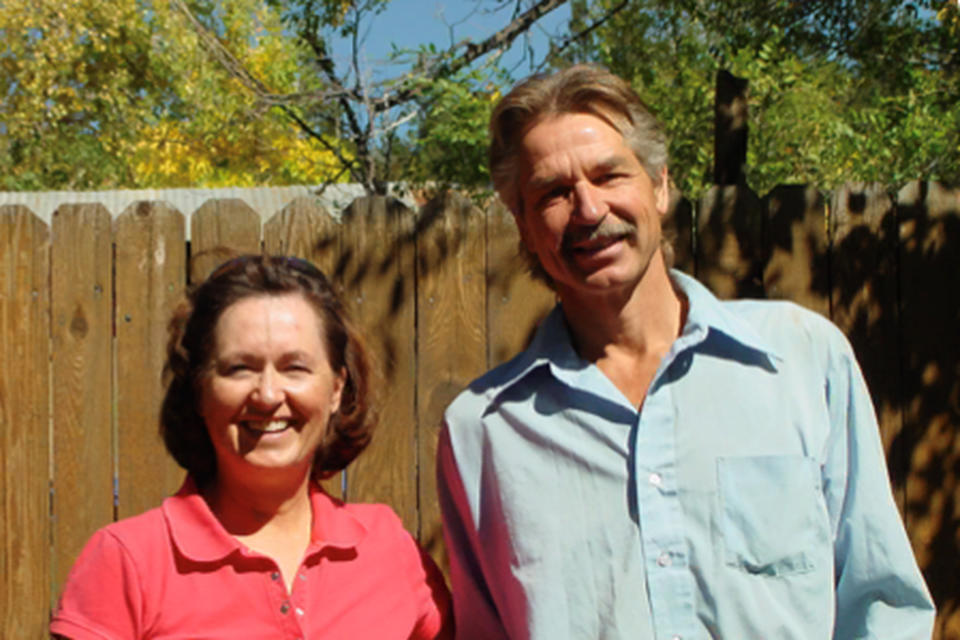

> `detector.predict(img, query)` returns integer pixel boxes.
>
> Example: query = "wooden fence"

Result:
[2,181,959,638]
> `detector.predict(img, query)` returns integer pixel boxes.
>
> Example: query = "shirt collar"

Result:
[163,476,368,563]
[484,270,781,400]
[671,270,782,361]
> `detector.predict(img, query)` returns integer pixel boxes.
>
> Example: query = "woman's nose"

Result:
[250,369,283,406]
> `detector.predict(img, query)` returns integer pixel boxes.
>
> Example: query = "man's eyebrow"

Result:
[591,154,632,172]
[527,173,564,191]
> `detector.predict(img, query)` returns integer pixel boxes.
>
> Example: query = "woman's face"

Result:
[198,293,345,483]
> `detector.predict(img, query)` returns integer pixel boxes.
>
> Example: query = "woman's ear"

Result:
[330,366,347,415]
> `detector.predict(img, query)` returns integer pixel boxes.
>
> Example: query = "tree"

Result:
[0,0,348,190]
[560,0,960,196]
[174,0,632,195]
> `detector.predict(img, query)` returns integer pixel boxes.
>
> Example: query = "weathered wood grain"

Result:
[114,202,187,518]
[0,206,51,638]
[829,182,903,504]
[895,181,960,640]
[762,184,829,316]
[50,203,114,599]
[189,198,261,282]
[697,184,765,299]
[485,202,554,369]
[338,197,419,533]
[415,193,486,563]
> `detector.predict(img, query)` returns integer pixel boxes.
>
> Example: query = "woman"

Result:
[52,255,452,639]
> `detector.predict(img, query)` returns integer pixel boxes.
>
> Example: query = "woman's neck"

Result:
[205,468,315,592]
[205,467,313,537]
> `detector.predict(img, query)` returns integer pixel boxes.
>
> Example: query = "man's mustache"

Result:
[562,222,637,248]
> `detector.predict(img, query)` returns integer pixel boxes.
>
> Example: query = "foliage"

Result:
[402,63,509,193]
[561,0,960,197]
[0,0,348,191]
[180,0,580,194]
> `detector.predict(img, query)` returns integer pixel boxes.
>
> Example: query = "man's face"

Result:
[514,112,669,299]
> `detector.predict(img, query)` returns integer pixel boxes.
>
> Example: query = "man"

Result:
[437,65,934,640]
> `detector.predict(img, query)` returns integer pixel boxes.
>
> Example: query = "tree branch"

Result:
[370,0,567,113]
[536,0,629,67]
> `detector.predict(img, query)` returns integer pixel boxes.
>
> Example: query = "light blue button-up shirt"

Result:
[438,271,934,640]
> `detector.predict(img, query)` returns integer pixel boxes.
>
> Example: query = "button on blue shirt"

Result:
[438,271,934,640]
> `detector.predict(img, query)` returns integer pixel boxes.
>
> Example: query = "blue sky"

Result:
[329,0,572,82]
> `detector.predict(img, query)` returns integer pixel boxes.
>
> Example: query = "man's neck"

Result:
[559,256,686,407]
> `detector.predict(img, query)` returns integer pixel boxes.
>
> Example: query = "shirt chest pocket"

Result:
[717,455,829,577]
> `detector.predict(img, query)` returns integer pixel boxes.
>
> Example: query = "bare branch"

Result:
[537,0,629,67]
[370,0,567,113]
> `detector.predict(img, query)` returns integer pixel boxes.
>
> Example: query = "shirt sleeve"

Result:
[823,333,936,639]
[436,425,511,640]
[50,528,144,640]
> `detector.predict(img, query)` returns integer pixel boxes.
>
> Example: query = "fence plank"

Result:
[485,203,554,368]
[667,188,696,275]
[338,197,419,532]
[762,185,829,316]
[50,204,114,599]
[0,206,51,639]
[829,183,903,495]
[263,196,338,273]
[415,193,487,562]
[696,184,765,299]
[263,197,345,499]
[896,181,960,640]
[114,202,187,519]
[189,199,261,282]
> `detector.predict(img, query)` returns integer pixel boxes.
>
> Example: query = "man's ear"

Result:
[654,166,670,216]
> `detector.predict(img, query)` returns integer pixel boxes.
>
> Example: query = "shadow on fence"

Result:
[1,181,958,638]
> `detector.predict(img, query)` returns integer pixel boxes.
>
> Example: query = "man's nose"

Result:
[573,182,607,223]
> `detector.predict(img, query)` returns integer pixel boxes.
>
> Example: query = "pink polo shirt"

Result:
[51,478,451,639]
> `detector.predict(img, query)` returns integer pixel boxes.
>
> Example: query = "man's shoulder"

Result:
[721,297,853,362]
[445,345,541,427]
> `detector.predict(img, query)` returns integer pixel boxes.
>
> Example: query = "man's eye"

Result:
[540,186,568,205]
[596,173,623,184]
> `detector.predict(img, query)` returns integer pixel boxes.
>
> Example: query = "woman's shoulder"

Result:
[88,503,166,544]
[313,488,407,537]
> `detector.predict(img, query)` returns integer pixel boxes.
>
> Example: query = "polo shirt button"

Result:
[657,552,672,567]
[649,472,662,487]
[672,635,682,640]
[271,571,280,581]
[280,602,290,614]
[298,573,307,581]
[296,607,304,616]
